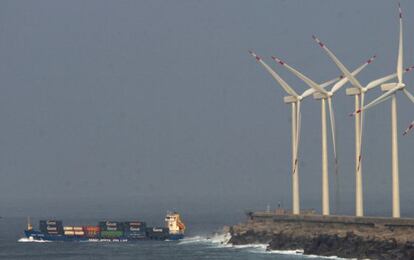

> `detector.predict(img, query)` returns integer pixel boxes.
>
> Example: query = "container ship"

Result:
[23,212,185,242]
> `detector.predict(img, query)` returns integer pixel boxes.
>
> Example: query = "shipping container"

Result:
[83,226,100,232]
[100,230,123,239]
[98,221,123,231]
[122,221,146,239]
[82,226,100,238]
[40,220,63,227]
[39,220,64,235]
[145,227,169,240]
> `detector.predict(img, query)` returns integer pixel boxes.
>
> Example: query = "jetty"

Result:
[229,210,414,259]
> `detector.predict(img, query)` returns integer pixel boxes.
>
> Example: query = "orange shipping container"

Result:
[83,226,100,232]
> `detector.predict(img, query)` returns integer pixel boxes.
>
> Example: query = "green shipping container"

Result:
[100,230,124,238]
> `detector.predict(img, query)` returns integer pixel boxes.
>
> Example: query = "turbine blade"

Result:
[365,66,414,90]
[403,120,414,136]
[312,35,365,90]
[249,50,299,97]
[405,65,414,73]
[397,2,403,84]
[301,88,316,99]
[365,73,397,90]
[320,77,340,89]
[328,97,338,176]
[403,89,414,103]
[271,56,329,95]
[331,55,376,94]
[301,74,342,98]
[300,56,378,98]
[358,87,399,113]
[301,76,341,98]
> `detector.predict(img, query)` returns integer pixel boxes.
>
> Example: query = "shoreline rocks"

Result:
[228,213,414,259]
[230,229,414,259]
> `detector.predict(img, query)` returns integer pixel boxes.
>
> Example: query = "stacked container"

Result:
[123,221,146,239]
[145,227,169,240]
[83,226,100,238]
[63,226,84,236]
[39,220,64,235]
[99,221,124,238]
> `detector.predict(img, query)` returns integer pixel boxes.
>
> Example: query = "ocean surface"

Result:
[0,217,343,260]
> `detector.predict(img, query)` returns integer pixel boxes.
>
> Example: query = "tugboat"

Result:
[23,212,185,242]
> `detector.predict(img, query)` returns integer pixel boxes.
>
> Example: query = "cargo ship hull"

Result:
[24,229,183,242]
[23,212,186,242]
[24,229,182,242]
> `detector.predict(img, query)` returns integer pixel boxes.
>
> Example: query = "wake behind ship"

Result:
[23,212,185,242]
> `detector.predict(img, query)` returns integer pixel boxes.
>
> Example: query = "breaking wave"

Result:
[178,232,231,247]
[179,233,354,259]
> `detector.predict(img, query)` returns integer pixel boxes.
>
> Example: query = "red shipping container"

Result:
[83,226,100,238]
[83,226,100,232]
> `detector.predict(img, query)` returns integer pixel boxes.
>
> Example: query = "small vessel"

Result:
[23,212,185,242]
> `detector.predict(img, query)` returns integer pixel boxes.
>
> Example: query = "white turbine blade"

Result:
[249,50,299,97]
[293,100,301,174]
[403,89,414,103]
[320,77,340,89]
[365,73,397,90]
[312,35,365,90]
[331,55,376,94]
[355,87,399,114]
[301,75,342,98]
[271,56,329,95]
[397,2,403,84]
[327,97,338,175]
[365,66,414,90]
[300,56,376,98]
[403,120,414,136]
[301,76,341,98]
[300,56,379,98]
[300,88,316,99]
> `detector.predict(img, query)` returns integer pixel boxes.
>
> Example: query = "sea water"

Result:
[0,217,347,260]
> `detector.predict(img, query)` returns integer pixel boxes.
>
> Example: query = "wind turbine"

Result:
[350,2,413,218]
[311,33,414,217]
[271,55,375,215]
[248,50,342,215]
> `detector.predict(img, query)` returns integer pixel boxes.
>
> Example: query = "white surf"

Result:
[179,233,355,259]
[18,237,51,243]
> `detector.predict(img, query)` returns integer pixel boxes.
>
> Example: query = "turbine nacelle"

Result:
[397,83,406,90]
[284,95,300,103]
[380,82,405,92]
[312,91,333,100]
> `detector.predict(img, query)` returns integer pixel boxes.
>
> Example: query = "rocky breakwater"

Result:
[229,211,414,259]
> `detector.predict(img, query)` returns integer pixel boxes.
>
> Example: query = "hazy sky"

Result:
[0,0,414,220]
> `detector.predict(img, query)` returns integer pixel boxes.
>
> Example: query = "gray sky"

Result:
[0,0,414,220]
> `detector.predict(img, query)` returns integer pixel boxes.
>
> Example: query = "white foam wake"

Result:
[18,237,51,243]
[178,232,231,247]
[179,233,354,259]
